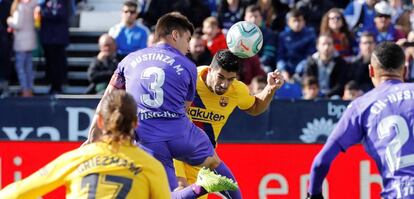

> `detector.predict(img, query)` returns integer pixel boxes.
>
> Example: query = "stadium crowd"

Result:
[1,0,414,100]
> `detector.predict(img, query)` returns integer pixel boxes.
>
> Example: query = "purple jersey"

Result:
[110,43,197,142]
[329,80,414,198]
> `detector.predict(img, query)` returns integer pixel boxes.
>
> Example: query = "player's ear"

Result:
[368,64,375,78]
[171,30,179,41]
[97,114,104,129]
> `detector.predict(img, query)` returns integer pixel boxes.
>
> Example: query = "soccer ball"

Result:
[226,21,263,58]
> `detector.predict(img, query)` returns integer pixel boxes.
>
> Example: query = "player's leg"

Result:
[170,125,241,198]
[174,160,210,199]
[201,152,243,199]
[140,140,237,199]
[173,159,191,190]
[138,141,178,189]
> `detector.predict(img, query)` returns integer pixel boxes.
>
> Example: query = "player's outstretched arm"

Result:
[308,139,342,198]
[82,84,118,146]
[245,69,284,116]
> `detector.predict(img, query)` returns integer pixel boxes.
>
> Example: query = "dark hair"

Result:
[302,75,319,87]
[192,28,203,39]
[372,42,405,71]
[286,9,303,21]
[344,80,360,91]
[154,12,194,42]
[245,4,261,14]
[360,31,375,40]
[210,49,240,73]
[99,90,137,143]
[123,0,138,9]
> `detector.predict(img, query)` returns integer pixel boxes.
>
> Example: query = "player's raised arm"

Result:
[244,69,284,116]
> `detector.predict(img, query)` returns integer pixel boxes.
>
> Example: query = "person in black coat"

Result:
[87,34,118,94]
[301,34,349,98]
[0,0,12,96]
[38,0,71,94]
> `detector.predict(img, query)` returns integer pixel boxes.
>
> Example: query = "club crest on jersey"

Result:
[219,97,229,107]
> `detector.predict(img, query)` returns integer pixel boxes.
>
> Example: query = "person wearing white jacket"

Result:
[7,0,37,97]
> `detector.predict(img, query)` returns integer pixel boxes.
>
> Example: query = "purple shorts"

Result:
[138,124,214,190]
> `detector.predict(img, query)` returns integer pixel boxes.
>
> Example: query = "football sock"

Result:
[215,162,242,199]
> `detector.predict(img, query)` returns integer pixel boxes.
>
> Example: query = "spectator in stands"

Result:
[398,30,414,81]
[244,4,277,72]
[300,34,349,98]
[344,0,377,39]
[7,0,37,97]
[217,0,245,32]
[139,0,170,28]
[76,0,93,11]
[171,0,211,29]
[265,0,290,33]
[187,30,212,66]
[371,1,405,43]
[249,75,267,95]
[301,75,320,100]
[37,0,71,94]
[239,55,266,85]
[277,9,316,76]
[351,32,375,92]
[389,0,411,35]
[86,34,118,94]
[274,70,302,99]
[202,16,227,55]
[342,80,364,100]
[295,0,335,33]
[0,0,12,97]
[109,0,150,61]
[320,8,357,61]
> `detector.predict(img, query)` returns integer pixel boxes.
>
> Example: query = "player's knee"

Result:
[205,155,221,169]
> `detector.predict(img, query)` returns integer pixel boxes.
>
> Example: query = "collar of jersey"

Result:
[156,43,181,55]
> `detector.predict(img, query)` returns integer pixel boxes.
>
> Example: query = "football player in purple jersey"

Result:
[85,12,240,199]
[307,42,414,199]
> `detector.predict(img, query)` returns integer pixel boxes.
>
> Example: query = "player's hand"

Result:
[305,193,324,199]
[267,69,284,91]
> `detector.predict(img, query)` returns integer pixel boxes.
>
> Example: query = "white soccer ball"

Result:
[226,21,263,58]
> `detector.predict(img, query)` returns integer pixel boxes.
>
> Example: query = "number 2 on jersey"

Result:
[81,173,132,199]
[378,115,414,173]
[140,67,165,108]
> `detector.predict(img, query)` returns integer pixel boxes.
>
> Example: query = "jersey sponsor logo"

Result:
[219,96,229,107]
[187,108,225,122]
[139,110,179,120]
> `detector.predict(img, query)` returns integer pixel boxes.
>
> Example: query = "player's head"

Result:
[154,12,194,55]
[370,42,406,87]
[207,49,241,95]
[97,90,137,144]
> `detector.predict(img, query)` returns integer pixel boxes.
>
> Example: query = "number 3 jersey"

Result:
[110,43,197,142]
[329,80,414,198]
[0,142,171,199]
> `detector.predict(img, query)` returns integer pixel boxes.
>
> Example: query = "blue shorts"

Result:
[138,124,214,190]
